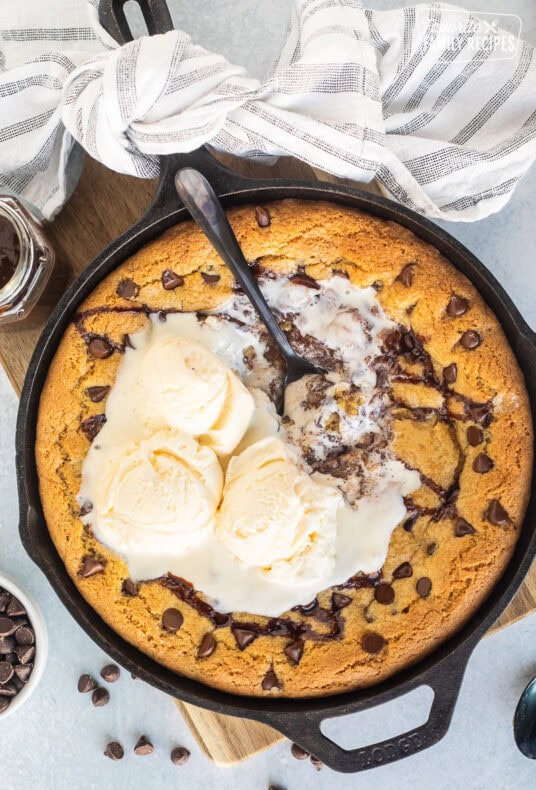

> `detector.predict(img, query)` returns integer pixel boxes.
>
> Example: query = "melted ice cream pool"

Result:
[80,277,420,616]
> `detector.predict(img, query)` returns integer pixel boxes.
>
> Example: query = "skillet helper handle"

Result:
[273,648,471,774]
[99,0,173,44]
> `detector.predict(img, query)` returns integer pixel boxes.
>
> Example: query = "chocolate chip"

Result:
[460,330,481,349]
[15,626,34,646]
[402,332,419,352]
[255,206,271,227]
[447,294,468,316]
[162,608,184,634]
[0,697,11,712]
[14,664,32,683]
[0,637,15,655]
[161,269,185,290]
[121,578,139,597]
[197,633,216,658]
[0,591,9,613]
[79,501,93,516]
[12,675,24,692]
[78,556,105,578]
[88,337,113,359]
[396,263,416,287]
[467,425,484,446]
[443,363,457,384]
[416,577,432,598]
[201,272,221,284]
[269,621,292,637]
[80,414,106,441]
[0,661,14,685]
[291,743,310,760]
[427,542,437,556]
[469,404,489,424]
[0,617,16,637]
[78,674,97,696]
[361,632,385,654]
[92,687,110,707]
[284,639,304,665]
[473,453,493,473]
[403,515,417,532]
[104,742,124,761]
[261,668,282,691]
[213,611,231,627]
[486,499,509,525]
[116,279,139,299]
[101,664,120,683]
[170,746,190,765]
[331,592,352,610]
[393,562,413,579]
[310,755,324,771]
[374,583,395,605]
[289,272,320,289]
[86,385,110,403]
[0,682,17,697]
[134,735,154,756]
[14,645,34,664]
[6,597,25,618]
[232,628,257,651]
[455,518,476,537]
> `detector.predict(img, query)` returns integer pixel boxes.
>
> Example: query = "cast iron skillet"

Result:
[16,0,536,773]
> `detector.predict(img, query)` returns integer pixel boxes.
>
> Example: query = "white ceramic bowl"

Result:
[0,572,48,720]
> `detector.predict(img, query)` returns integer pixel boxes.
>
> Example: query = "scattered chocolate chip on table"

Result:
[134,735,154,756]
[170,746,190,765]
[104,741,124,761]
[91,687,110,707]
[77,673,97,693]
[100,664,120,683]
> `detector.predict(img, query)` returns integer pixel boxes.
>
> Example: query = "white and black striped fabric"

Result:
[1,0,535,220]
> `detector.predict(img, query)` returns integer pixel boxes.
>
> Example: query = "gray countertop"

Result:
[1,1,536,787]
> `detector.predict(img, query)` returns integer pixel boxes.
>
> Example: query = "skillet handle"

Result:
[270,647,472,774]
[97,0,263,199]
[99,0,174,45]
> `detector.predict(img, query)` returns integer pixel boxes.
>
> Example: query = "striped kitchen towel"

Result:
[0,0,535,221]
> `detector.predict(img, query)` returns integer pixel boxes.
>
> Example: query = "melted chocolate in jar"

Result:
[0,215,20,290]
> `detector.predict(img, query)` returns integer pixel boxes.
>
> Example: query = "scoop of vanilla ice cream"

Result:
[83,429,223,558]
[233,388,280,455]
[217,436,343,584]
[141,336,254,455]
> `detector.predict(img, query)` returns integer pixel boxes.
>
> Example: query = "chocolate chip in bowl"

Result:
[0,573,47,719]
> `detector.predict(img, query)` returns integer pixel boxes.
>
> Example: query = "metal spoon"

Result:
[514,675,536,758]
[174,168,325,413]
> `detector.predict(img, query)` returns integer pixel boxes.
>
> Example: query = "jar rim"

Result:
[0,200,31,309]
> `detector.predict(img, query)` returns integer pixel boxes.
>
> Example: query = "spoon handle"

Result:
[174,168,298,364]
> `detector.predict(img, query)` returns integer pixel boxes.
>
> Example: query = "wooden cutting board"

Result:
[2,154,535,766]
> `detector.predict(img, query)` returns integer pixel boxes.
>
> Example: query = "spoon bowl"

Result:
[514,675,536,758]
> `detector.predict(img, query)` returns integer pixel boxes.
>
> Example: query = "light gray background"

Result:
[1,1,536,787]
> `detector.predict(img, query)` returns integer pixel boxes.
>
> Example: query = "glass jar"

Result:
[0,197,55,326]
